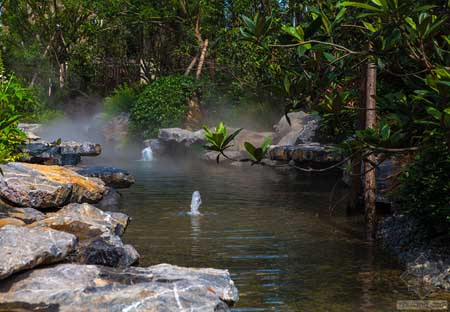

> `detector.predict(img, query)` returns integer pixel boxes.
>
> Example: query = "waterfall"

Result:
[141,146,153,161]
[190,191,202,215]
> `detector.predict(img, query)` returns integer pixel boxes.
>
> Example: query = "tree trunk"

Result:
[59,62,67,89]
[196,39,208,80]
[184,54,198,76]
[364,61,377,242]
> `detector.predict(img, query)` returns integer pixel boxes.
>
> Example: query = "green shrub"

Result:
[130,75,199,138]
[0,74,28,164]
[398,144,450,235]
[103,84,138,118]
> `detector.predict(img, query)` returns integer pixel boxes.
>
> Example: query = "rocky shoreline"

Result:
[378,214,450,293]
[0,136,239,310]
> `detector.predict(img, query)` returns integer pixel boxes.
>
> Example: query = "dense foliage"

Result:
[130,75,199,138]
[399,145,450,235]
[103,84,139,118]
[0,55,27,164]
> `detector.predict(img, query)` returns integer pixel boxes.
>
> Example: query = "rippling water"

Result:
[94,157,420,311]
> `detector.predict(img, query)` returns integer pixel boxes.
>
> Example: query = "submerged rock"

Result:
[76,166,135,189]
[32,203,129,239]
[0,263,239,311]
[0,225,77,280]
[0,163,105,209]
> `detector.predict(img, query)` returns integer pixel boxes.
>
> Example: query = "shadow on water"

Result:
[84,155,419,311]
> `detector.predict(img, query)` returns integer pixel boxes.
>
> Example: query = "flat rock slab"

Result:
[0,225,77,280]
[0,263,239,312]
[32,203,129,239]
[0,163,105,209]
[76,166,135,189]
[20,140,102,166]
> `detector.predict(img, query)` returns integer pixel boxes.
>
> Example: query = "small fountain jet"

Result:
[190,191,202,215]
[141,146,153,161]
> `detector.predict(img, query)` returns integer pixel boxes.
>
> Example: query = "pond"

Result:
[94,157,418,311]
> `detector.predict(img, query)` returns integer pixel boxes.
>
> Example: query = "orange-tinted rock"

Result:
[0,163,105,209]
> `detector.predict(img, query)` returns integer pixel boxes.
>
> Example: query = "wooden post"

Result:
[364,61,377,242]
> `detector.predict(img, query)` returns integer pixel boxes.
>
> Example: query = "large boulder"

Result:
[273,111,321,145]
[0,263,239,311]
[76,166,135,189]
[158,128,206,147]
[0,163,105,209]
[0,225,77,280]
[32,203,129,239]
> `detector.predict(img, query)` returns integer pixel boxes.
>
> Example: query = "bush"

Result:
[103,84,138,118]
[0,74,28,164]
[130,75,199,138]
[398,144,450,235]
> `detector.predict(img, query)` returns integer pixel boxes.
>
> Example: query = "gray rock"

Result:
[268,144,342,163]
[0,225,77,280]
[273,111,321,145]
[76,166,135,189]
[0,206,45,224]
[73,234,139,267]
[158,128,206,147]
[0,263,239,311]
[32,203,129,239]
[95,187,122,210]
[17,123,42,141]
[20,140,101,166]
[0,162,105,209]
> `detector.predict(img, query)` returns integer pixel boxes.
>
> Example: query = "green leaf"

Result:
[244,142,258,161]
[323,52,336,62]
[363,21,377,32]
[380,123,390,140]
[405,17,416,30]
[340,2,383,12]
[426,107,442,120]
[261,137,272,154]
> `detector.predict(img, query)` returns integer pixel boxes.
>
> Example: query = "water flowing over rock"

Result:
[32,203,129,239]
[0,163,105,209]
[0,263,239,312]
[0,225,77,280]
[76,166,135,189]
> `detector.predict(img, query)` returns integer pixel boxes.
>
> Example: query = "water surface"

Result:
[95,157,419,311]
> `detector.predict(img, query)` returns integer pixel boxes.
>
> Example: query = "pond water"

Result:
[95,157,419,311]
